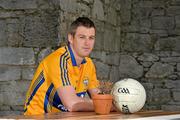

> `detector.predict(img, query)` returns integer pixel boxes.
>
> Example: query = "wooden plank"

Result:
[1,110,180,119]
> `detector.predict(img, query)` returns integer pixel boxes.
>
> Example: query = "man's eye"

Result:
[80,36,85,39]
[89,37,95,40]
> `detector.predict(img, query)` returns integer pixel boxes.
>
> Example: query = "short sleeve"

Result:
[43,52,71,90]
[88,61,99,89]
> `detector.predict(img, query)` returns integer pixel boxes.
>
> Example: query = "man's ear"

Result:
[68,34,73,44]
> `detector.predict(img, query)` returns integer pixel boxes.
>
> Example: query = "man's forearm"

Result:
[71,98,94,111]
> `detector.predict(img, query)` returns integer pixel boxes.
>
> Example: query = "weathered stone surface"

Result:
[145,62,174,78]
[22,11,58,47]
[152,9,164,16]
[152,16,175,30]
[177,63,180,71]
[138,53,159,62]
[92,0,104,21]
[119,55,143,78]
[90,51,106,61]
[0,0,37,9]
[0,47,35,65]
[165,80,180,89]
[1,91,25,105]
[155,37,180,51]
[109,66,119,82]
[104,53,120,66]
[0,66,21,81]
[122,33,153,52]
[150,29,168,37]
[173,90,180,101]
[103,25,116,51]
[0,80,30,92]
[140,62,153,68]
[22,67,35,80]
[167,6,180,15]
[152,88,171,104]
[7,19,24,47]
[0,20,7,46]
[162,105,180,111]
[38,47,53,63]
[94,61,110,79]
[161,57,180,63]
[105,7,117,25]
[59,0,79,13]
[175,15,180,28]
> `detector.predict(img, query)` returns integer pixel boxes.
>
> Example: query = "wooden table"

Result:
[1,110,180,119]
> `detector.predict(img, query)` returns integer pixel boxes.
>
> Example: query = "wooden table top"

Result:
[1,110,180,119]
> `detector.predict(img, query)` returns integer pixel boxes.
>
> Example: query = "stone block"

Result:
[77,3,90,16]
[122,33,153,52]
[22,67,35,80]
[0,20,7,46]
[90,51,106,61]
[170,0,180,5]
[0,80,30,93]
[177,63,180,71]
[0,47,35,65]
[38,47,53,63]
[22,11,58,47]
[155,37,180,51]
[175,15,180,28]
[165,80,180,89]
[167,6,180,16]
[104,53,120,65]
[0,111,22,116]
[152,9,164,16]
[120,9,131,24]
[140,62,153,68]
[173,91,180,101]
[162,105,180,111]
[0,105,10,111]
[152,16,175,30]
[145,62,174,78]
[138,53,159,62]
[109,66,119,82]
[0,66,21,81]
[119,55,143,78]
[150,29,168,37]
[94,61,110,80]
[7,19,24,47]
[161,57,180,63]
[59,0,79,13]
[105,7,117,25]
[152,88,171,104]
[92,0,104,21]
[2,91,25,106]
[0,0,37,10]
[103,25,116,51]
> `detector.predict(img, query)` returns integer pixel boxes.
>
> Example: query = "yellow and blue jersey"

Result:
[24,45,99,115]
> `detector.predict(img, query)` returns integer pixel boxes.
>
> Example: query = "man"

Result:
[24,17,100,115]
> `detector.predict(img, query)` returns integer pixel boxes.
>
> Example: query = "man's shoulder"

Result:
[42,46,67,64]
[85,57,94,65]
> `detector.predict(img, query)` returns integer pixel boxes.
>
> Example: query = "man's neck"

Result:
[69,44,84,66]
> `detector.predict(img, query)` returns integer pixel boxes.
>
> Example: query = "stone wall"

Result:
[0,0,180,116]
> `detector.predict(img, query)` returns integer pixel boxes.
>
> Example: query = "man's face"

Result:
[68,26,95,59]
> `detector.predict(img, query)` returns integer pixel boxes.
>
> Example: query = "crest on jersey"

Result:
[83,77,89,87]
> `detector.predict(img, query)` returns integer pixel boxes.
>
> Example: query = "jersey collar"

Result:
[67,44,86,66]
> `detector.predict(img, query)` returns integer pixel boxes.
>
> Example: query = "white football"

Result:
[111,78,146,113]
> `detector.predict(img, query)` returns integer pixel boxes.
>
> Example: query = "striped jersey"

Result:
[24,45,99,115]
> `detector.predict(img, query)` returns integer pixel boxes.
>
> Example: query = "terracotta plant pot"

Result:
[92,94,113,115]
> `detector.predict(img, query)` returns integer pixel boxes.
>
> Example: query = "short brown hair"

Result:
[69,17,96,36]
